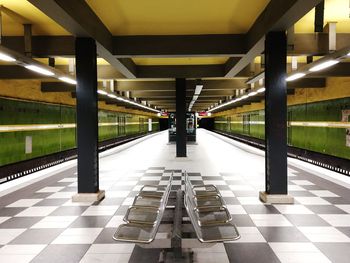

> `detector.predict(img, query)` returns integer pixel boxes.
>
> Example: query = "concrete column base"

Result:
[259,191,294,204]
[72,190,105,202]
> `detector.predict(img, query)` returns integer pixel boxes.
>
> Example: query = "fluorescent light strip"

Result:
[0,52,16,62]
[309,60,339,72]
[248,91,257,97]
[286,72,306,82]
[97,90,108,95]
[116,97,126,102]
[189,84,204,111]
[257,87,265,93]
[58,77,77,85]
[25,65,55,76]
[0,49,160,113]
[209,87,264,112]
[107,94,117,99]
[115,96,159,113]
[194,84,203,95]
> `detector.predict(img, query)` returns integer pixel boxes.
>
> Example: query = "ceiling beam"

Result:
[112,34,246,57]
[288,77,326,88]
[27,0,136,78]
[115,79,249,92]
[307,63,350,77]
[1,36,75,57]
[137,65,225,78]
[291,33,350,55]
[130,89,237,98]
[116,81,175,92]
[95,65,126,79]
[38,76,324,95]
[193,87,302,112]
[145,96,221,101]
[0,65,126,79]
[209,89,296,112]
[41,82,75,92]
[224,0,323,77]
[3,33,350,58]
[0,65,44,79]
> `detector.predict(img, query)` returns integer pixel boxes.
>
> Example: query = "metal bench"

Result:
[184,172,228,211]
[184,172,240,243]
[112,173,173,243]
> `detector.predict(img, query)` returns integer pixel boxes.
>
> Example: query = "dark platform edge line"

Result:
[0,131,159,184]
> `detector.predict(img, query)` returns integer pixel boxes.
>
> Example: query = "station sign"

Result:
[197,111,212,117]
[157,111,169,117]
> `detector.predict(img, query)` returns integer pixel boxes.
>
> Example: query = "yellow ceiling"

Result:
[253,56,311,64]
[86,0,270,35]
[132,57,229,66]
[0,0,69,35]
[295,0,350,33]
[0,0,349,71]
[0,0,349,37]
[34,58,110,66]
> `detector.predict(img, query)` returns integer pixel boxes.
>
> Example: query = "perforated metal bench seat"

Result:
[184,171,240,243]
[194,206,232,226]
[132,195,162,208]
[113,224,157,243]
[138,185,168,198]
[113,173,173,244]
[192,186,221,197]
[194,223,240,243]
[124,206,159,225]
[193,194,225,208]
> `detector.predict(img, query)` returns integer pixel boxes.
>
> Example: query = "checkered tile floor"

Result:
[1,166,350,263]
[1,128,350,263]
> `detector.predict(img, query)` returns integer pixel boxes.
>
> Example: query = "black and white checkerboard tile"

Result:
[0,166,350,262]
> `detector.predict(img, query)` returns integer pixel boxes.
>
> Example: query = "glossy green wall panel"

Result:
[0,98,159,166]
[214,98,350,160]
[98,111,119,141]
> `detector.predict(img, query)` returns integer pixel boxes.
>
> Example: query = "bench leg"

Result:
[171,189,183,259]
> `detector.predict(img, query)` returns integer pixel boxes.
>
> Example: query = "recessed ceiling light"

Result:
[58,76,77,85]
[309,60,339,72]
[0,52,16,62]
[286,72,306,81]
[25,65,54,76]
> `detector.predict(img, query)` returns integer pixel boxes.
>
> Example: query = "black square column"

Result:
[75,38,100,195]
[261,31,292,203]
[176,78,187,157]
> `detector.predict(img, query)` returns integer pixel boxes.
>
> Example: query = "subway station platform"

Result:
[0,129,350,263]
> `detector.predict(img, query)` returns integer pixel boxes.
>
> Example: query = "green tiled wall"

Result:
[214,97,350,160]
[0,98,159,166]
